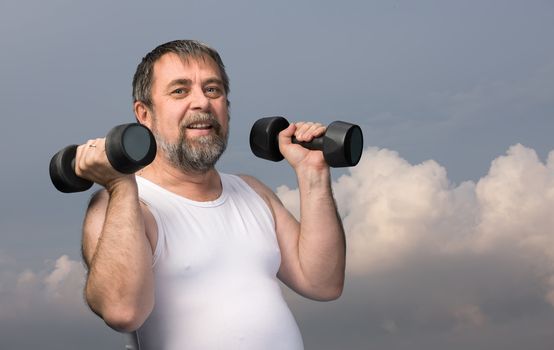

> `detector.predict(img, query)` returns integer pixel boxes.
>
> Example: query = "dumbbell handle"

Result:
[292,136,324,151]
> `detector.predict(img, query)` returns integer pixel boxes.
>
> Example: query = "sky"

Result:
[1,0,553,349]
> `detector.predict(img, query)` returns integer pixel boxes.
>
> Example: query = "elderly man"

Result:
[77,40,345,349]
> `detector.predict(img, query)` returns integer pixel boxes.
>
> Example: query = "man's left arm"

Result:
[243,121,346,301]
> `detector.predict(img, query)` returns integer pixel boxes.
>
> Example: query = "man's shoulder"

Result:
[234,174,269,193]
[234,173,284,208]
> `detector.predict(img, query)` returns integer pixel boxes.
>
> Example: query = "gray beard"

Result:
[154,112,228,174]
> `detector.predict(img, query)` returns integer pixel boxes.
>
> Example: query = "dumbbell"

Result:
[49,123,157,193]
[249,116,363,167]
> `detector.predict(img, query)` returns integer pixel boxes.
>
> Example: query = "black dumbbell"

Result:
[249,116,363,168]
[49,123,157,193]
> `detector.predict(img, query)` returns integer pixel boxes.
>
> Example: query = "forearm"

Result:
[296,166,346,296]
[85,179,154,330]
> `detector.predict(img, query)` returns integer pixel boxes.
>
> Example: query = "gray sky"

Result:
[1,0,553,349]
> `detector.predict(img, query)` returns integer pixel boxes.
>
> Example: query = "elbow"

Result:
[305,281,344,301]
[316,272,345,301]
[319,283,344,301]
[329,284,344,300]
[102,306,148,332]
[85,287,152,332]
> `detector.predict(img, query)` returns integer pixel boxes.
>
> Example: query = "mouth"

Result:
[183,120,219,139]
[182,112,222,138]
[186,122,213,130]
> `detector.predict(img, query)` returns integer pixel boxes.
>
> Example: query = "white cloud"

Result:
[2,144,553,349]
[279,144,554,344]
[0,255,88,321]
[0,254,128,349]
[475,145,554,252]
[43,255,86,302]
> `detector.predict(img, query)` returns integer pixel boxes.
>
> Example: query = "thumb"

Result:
[278,123,296,145]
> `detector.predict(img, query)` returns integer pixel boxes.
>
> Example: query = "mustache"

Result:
[182,112,222,133]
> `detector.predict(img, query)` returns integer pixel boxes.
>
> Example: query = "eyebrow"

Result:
[203,77,224,86]
[167,77,224,88]
[167,78,192,88]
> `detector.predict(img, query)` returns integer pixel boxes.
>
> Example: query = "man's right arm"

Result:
[81,178,157,332]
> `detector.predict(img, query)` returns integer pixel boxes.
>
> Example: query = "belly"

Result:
[137,240,304,350]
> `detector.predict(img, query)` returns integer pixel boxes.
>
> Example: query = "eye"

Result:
[171,86,191,96]
[205,86,223,98]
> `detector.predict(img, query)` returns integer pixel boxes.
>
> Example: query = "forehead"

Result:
[151,53,222,87]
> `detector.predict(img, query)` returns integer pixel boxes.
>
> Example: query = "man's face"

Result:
[147,53,229,173]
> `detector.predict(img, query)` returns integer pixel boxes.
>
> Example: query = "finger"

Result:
[293,122,313,142]
[94,138,106,152]
[279,123,296,140]
[294,121,306,130]
[90,138,106,160]
[87,138,108,170]
[303,123,326,142]
[75,144,84,174]
[294,122,326,142]
[312,125,327,139]
[75,139,96,176]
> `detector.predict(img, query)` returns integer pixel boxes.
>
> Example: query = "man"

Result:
[77,40,345,349]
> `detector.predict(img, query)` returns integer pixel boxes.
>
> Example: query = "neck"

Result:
[137,156,222,202]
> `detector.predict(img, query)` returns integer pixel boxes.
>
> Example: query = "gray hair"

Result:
[132,40,230,108]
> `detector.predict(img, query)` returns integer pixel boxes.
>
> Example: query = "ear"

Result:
[134,101,153,128]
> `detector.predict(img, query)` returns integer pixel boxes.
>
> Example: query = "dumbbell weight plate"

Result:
[249,117,289,162]
[323,121,363,167]
[106,123,157,174]
[49,144,94,193]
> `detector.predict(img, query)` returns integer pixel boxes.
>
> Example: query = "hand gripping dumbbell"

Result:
[249,116,363,167]
[49,123,157,193]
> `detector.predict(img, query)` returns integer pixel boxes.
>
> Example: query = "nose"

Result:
[190,87,210,111]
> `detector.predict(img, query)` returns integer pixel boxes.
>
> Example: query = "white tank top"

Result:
[133,173,304,350]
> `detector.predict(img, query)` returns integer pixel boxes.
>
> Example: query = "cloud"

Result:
[278,144,554,349]
[43,255,86,302]
[2,144,553,349]
[0,255,87,320]
[0,254,126,350]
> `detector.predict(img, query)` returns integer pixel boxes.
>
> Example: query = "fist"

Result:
[278,121,328,171]
[75,138,130,189]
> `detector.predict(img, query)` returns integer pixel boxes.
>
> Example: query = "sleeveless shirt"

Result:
[133,173,304,350]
